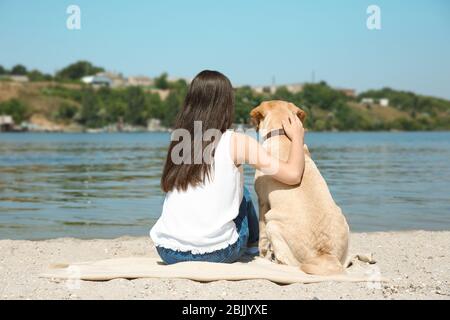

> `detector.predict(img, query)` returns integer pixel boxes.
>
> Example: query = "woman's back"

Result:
[150,130,244,254]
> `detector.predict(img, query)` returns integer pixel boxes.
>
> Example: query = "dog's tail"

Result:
[300,254,344,276]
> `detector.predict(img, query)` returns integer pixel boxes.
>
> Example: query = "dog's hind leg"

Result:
[258,201,271,259]
[265,220,300,266]
[300,254,345,275]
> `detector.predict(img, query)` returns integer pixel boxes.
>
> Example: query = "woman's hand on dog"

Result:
[282,112,304,143]
[231,109,306,185]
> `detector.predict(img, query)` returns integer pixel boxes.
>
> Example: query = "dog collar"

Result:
[262,128,289,142]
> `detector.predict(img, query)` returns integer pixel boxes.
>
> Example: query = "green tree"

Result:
[0,99,29,123]
[11,64,27,75]
[79,88,102,128]
[169,78,188,91]
[154,72,169,89]
[56,61,104,81]
[333,103,371,130]
[234,86,263,124]
[125,86,148,125]
[300,81,347,110]
[273,86,294,101]
[108,100,127,123]
[0,65,6,75]
[161,91,183,127]
[312,119,331,131]
[28,69,53,81]
[390,117,422,131]
[55,103,78,121]
[147,93,164,120]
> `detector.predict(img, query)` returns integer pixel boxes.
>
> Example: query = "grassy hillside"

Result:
[1,80,449,131]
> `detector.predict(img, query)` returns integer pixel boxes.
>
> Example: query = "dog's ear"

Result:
[288,103,307,124]
[296,109,306,123]
[250,105,264,130]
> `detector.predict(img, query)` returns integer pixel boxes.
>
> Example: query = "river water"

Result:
[0,132,449,239]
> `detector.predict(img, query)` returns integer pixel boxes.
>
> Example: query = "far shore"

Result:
[0,230,449,299]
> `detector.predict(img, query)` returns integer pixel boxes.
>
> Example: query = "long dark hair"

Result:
[161,70,234,192]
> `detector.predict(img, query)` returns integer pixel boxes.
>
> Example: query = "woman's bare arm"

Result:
[231,113,305,185]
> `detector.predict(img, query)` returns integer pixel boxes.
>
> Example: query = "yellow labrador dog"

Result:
[250,100,349,275]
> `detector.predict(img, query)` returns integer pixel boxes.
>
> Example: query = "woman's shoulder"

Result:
[228,130,258,146]
[222,129,244,147]
[214,130,240,167]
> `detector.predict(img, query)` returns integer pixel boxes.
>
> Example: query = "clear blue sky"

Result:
[1,0,449,98]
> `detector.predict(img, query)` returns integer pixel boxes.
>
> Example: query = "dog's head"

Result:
[250,100,306,132]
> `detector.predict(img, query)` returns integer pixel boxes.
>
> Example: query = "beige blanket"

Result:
[40,254,386,285]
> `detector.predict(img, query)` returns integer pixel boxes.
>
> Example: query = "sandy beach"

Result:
[0,230,448,300]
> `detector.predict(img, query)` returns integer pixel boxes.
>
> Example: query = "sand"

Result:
[0,230,449,300]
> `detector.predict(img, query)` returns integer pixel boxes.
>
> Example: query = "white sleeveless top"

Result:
[150,130,244,254]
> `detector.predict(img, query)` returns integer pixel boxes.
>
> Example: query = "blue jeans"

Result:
[156,187,259,264]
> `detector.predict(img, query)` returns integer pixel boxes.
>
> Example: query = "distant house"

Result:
[81,75,112,87]
[0,75,29,82]
[0,115,14,132]
[285,83,304,94]
[126,76,153,87]
[253,85,274,94]
[96,71,126,88]
[361,97,389,107]
[149,88,170,100]
[379,98,389,107]
[252,83,354,97]
[168,76,191,83]
[336,88,356,97]
[361,98,375,105]
[252,83,303,95]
